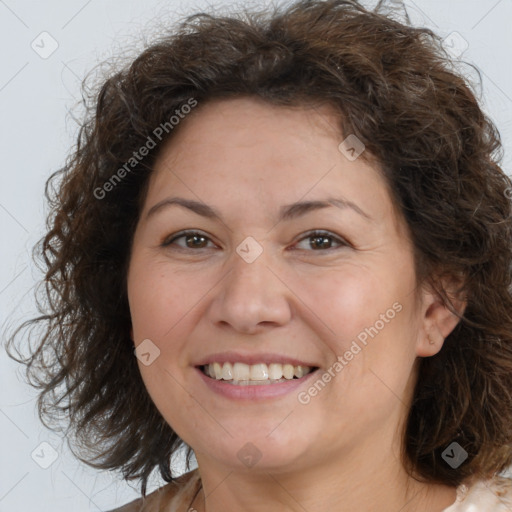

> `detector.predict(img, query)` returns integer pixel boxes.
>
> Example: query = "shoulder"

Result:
[444,475,512,511]
[106,468,201,512]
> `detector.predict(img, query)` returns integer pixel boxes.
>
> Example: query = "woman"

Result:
[6,0,512,510]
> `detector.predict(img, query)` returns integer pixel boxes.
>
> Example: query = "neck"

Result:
[191,444,458,512]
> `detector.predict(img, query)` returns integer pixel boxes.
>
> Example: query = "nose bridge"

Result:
[209,238,292,332]
[230,239,272,291]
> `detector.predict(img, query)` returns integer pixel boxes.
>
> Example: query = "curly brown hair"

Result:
[5,0,512,497]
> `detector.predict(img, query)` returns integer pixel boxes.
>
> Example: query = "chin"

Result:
[197,426,315,473]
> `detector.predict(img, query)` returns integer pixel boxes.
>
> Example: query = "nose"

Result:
[207,248,293,334]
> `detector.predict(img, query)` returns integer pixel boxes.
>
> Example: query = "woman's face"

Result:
[127,97,455,476]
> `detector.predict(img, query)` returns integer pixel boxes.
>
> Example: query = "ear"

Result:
[416,275,466,357]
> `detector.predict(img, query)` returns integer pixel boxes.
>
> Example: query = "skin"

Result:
[127,97,466,512]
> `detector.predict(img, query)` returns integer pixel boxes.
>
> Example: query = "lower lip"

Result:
[195,367,320,400]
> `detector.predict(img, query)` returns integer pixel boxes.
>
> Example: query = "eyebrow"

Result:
[145,196,372,222]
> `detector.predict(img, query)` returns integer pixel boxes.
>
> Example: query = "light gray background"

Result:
[1,0,511,510]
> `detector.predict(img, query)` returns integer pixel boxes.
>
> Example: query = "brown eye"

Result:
[162,231,215,250]
[293,230,349,251]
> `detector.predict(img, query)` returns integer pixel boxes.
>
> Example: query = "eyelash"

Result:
[161,230,351,253]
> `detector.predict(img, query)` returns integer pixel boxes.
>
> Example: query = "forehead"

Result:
[155,97,345,177]
[142,97,403,234]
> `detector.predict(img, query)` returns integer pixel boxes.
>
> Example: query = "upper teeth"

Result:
[204,362,313,381]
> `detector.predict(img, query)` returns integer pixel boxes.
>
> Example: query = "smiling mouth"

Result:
[198,362,319,385]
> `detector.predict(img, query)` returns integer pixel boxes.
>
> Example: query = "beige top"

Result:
[108,470,512,511]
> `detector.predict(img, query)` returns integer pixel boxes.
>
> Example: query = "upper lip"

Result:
[194,351,320,368]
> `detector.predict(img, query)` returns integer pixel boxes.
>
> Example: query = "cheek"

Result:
[304,261,418,369]
[128,261,200,426]
[302,266,390,341]
[305,270,418,423]
[128,259,201,339]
